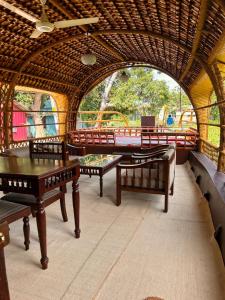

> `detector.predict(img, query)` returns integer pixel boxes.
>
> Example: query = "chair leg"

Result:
[164,194,168,213]
[170,182,174,195]
[60,194,68,222]
[31,209,36,218]
[23,216,30,251]
[116,186,121,206]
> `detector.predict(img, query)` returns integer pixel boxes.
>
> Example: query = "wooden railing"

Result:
[78,111,129,127]
[68,127,199,148]
[77,126,198,137]
[69,131,115,145]
[141,130,198,148]
[199,138,219,163]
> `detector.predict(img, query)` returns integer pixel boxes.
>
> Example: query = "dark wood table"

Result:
[0,157,80,270]
[79,154,122,197]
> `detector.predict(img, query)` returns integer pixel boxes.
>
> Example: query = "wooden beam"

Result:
[179,0,209,82]
[0,66,80,92]
[16,29,212,97]
[48,0,124,61]
[20,29,207,72]
[0,0,37,22]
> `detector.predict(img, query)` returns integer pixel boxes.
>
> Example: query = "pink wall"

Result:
[13,104,27,141]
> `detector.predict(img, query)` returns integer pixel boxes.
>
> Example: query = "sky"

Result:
[152,70,179,90]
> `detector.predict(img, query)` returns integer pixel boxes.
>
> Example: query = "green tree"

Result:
[168,86,190,114]
[14,91,35,109]
[80,67,193,124]
[110,68,170,116]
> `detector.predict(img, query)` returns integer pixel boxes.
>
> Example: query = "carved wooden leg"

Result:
[116,169,121,206]
[35,201,48,269]
[72,180,80,238]
[164,194,168,213]
[0,248,10,300]
[59,193,68,222]
[100,175,103,197]
[116,188,121,206]
[23,216,30,251]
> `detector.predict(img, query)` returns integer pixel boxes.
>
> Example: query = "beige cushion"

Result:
[162,148,176,188]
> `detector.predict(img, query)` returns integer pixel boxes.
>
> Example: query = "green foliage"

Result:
[208,93,220,122]
[80,68,192,120]
[168,86,190,114]
[208,125,220,146]
[110,68,171,116]
[210,106,220,122]
[79,85,103,121]
[14,91,35,109]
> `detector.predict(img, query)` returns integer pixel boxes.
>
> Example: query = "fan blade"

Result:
[0,0,37,23]
[54,17,99,29]
[30,29,43,39]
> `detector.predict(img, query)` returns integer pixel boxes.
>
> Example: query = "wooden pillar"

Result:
[0,80,16,149]
[67,93,80,132]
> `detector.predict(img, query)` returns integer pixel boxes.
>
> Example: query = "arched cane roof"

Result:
[0,0,224,99]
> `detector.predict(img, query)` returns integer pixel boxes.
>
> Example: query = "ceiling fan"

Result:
[0,0,99,38]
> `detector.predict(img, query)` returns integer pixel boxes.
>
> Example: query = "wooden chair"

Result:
[0,201,31,250]
[1,141,68,222]
[0,221,10,300]
[131,144,171,163]
[66,143,86,156]
[116,144,176,212]
[29,140,68,160]
[0,205,30,300]
[132,144,171,157]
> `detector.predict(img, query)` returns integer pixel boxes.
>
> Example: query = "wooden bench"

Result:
[189,151,225,264]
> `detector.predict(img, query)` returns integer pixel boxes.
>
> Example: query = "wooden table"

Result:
[79,154,122,197]
[0,157,80,270]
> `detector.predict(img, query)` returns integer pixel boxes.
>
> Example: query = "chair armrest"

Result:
[133,147,169,156]
[117,158,163,169]
[67,144,86,156]
[132,149,167,159]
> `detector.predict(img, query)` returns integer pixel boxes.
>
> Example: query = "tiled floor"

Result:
[4,163,225,300]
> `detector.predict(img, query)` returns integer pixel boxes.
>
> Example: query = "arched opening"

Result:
[78,67,196,130]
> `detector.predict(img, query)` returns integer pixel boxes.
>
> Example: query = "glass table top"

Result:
[79,154,121,168]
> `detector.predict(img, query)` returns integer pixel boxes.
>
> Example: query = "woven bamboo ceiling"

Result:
[0,0,225,98]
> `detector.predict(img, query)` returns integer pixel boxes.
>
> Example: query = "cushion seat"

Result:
[1,189,61,205]
[0,200,30,221]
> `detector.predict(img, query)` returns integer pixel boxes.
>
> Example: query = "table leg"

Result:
[100,175,103,197]
[0,248,10,300]
[72,180,80,238]
[36,200,48,270]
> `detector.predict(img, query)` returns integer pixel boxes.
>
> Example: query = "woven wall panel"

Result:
[198,1,225,60]
[18,74,74,94]
[183,61,202,87]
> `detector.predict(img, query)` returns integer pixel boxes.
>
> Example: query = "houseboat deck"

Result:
[4,163,225,300]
